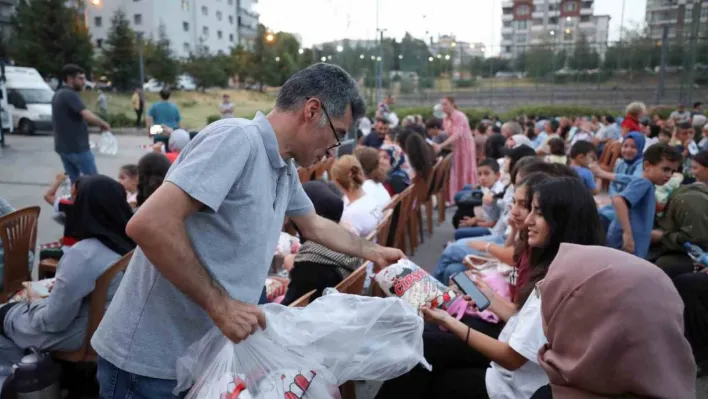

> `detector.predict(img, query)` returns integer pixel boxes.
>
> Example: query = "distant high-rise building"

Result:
[0,0,18,41]
[645,0,708,40]
[500,0,610,61]
[430,35,486,67]
[85,0,259,57]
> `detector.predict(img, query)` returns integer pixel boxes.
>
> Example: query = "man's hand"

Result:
[622,232,635,254]
[54,173,66,183]
[22,282,43,303]
[370,246,406,268]
[209,298,267,343]
[100,121,111,131]
[482,193,494,206]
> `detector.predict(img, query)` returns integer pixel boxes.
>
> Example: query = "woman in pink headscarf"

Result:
[536,243,696,399]
[432,97,477,201]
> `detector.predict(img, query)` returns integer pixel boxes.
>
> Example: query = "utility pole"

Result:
[137,32,145,89]
[377,29,384,103]
[687,0,702,104]
[657,25,669,104]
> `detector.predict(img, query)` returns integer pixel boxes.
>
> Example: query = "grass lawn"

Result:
[80,89,276,130]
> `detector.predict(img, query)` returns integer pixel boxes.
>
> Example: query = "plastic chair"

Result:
[0,206,40,303]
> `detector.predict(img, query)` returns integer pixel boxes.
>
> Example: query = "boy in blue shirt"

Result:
[608,143,682,259]
[569,140,599,195]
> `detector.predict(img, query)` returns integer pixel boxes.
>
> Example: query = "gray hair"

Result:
[168,129,191,152]
[276,63,366,122]
[502,121,523,136]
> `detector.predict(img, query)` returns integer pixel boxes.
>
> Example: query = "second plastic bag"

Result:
[175,292,430,399]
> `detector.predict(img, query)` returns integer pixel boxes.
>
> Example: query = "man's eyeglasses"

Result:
[306,97,342,150]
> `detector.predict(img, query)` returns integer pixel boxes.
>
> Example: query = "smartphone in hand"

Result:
[452,272,491,311]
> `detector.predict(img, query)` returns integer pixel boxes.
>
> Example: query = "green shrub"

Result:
[180,99,198,108]
[106,113,134,128]
[647,105,674,120]
[454,79,476,88]
[206,115,221,125]
[500,105,619,120]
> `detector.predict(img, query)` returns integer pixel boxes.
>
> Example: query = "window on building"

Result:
[503,21,512,28]
[562,1,578,13]
[549,17,559,25]
[237,16,242,25]
[96,38,103,48]
[229,33,234,42]
[184,42,190,53]
[517,4,531,16]
[181,0,189,11]
[229,15,234,24]
[549,3,558,11]
[580,15,590,22]
[202,5,208,15]
[502,7,513,15]
[94,16,102,27]
[134,14,142,25]
[581,1,592,8]
[502,34,513,41]
[217,30,223,39]
[505,46,512,53]
[533,18,543,25]
[203,26,209,36]
[517,35,528,44]
[516,20,529,29]
[183,21,189,31]
[216,11,222,20]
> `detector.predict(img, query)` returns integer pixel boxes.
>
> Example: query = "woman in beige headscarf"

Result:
[537,243,696,398]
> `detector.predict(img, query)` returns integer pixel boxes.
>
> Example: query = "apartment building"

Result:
[430,35,486,67]
[500,0,610,61]
[0,0,18,40]
[85,0,259,57]
[646,0,708,40]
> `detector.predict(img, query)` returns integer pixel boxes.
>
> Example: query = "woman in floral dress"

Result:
[432,97,477,201]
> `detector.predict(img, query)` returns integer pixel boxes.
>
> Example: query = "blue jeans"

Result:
[454,226,491,241]
[453,185,479,203]
[58,151,98,182]
[97,357,186,399]
[432,235,506,285]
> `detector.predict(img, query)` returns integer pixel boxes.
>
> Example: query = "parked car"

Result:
[176,74,196,91]
[143,78,164,93]
[4,66,54,135]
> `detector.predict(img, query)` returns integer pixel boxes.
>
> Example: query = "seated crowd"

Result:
[0,98,706,399]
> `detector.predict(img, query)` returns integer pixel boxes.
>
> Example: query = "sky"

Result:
[255,0,647,53]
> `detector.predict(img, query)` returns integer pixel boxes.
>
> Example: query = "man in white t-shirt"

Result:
[670,104,692,125]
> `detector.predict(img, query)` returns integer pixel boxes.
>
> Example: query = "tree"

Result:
[99,9,139,91]
[144,24,178,85]
[568,33,600,70]
[10,0,93,77]
[231,45,254,87]
[182,44,228,89]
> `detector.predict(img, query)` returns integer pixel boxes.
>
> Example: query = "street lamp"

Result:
[436,54,442,59]
[376,56,381,61]
[360,54,365,59]
[275,56,280,62]
[371,55,375,60]
[398,55,403,59]
[444,54,451,60]
[470,44,475,49]
[336,45,344,52]
[565,28,571,34]
[451,42,457,47]
[90,0,100,4]
[298,48,304,54]
[265,33,274,42]
[550,30,555,36]
[327,55,332,60]
[428,56,434,62]
[321,56,327,62]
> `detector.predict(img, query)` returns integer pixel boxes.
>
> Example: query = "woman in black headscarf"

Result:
[136,152,172,207]
[0,175,135,373]
[281,181,364,305]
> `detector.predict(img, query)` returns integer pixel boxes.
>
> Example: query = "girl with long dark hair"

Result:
[379,177,604,399]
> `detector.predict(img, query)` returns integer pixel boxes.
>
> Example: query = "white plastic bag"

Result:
[98,131,118,155]
[175,293,430,398]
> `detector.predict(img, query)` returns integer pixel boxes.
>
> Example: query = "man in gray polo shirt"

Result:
[91,63,405,398]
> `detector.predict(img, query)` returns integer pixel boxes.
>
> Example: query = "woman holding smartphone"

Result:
[377,177,604,399]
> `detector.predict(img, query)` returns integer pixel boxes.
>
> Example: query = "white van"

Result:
[5,66,54,135]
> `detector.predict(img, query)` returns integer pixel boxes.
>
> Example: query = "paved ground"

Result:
[0,133,151,245]
[2,133,706,397]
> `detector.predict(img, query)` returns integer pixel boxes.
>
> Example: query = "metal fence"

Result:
[349,36,708,112]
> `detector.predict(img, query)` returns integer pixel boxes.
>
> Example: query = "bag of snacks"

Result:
[374,259,456,313]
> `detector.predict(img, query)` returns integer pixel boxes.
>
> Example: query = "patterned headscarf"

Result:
[380,144,411,185]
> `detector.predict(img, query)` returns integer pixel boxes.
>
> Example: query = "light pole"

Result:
[137,32,145,90]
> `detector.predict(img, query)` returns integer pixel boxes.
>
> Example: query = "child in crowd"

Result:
[569,141,599,195]
[672,121,700,184]
[700,124,708,150]
[455,159,505,240]
[607,143,682,259]
[658,128,672,145]
[118,164,139,209]
[425,118,447,144]
[41,173,79,259]
[643,124,660,151]
[544,137,567,165]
